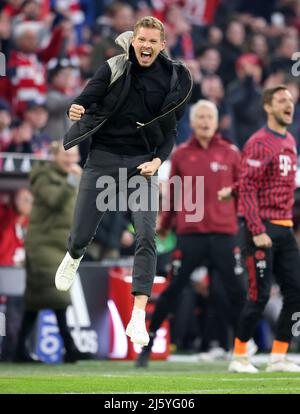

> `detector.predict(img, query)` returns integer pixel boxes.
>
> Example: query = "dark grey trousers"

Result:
[67,149,159,297]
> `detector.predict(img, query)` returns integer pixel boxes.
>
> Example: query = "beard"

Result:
[273,112,291,127]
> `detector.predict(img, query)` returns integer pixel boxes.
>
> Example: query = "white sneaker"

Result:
[126,308,149,346]
[266,358,300,372]
[228,357,259,373]
[55,252,83,291]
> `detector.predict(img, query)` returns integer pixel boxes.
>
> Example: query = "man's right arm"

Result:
[69,62,111,115]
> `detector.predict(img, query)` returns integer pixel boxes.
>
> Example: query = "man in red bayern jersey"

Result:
[228,85,300,373]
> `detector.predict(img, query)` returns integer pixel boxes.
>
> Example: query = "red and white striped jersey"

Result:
[238,126,298,235]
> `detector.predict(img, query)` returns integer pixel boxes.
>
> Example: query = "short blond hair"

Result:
[133,16,165,40]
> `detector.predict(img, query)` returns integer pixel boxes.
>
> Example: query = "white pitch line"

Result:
[221,377,300,382]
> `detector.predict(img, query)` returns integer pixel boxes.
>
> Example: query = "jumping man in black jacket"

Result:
[55,16,192,346]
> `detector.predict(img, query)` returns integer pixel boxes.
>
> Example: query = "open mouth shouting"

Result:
[140,50,153,65]
[284,109,292,116]
[283,107,293,120]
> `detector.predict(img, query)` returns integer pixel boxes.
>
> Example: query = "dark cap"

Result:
[47,57,77,82]
[25,100,47,111]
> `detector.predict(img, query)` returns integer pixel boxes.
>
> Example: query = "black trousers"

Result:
[68,149,159,297]
[149,233,247,337]
[236,220,300,343]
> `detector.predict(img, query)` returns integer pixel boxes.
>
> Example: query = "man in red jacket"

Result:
[136,99,246,367]
[228,85,300,373]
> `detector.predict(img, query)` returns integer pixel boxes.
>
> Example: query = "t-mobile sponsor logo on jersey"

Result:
[279,154,296,177]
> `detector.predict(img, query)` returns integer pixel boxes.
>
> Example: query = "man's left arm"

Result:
[137,127,177,176]
[37,24,66,63]
[155,126,177,164]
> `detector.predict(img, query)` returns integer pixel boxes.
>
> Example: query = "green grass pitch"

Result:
[1,360,300,394]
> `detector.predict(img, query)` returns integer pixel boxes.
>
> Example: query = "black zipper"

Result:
[135,67,193,130]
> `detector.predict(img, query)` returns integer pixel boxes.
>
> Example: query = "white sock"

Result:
[132,307,146,317]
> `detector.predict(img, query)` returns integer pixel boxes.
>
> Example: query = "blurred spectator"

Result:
[1,0,24,18]
[248,33,270,69]
[0,187,33,266]
[289,0,300,33]
[206,24,223,46]
[6,120,33,154]
[15,141,91,363]
[0,4,12,56]
[180,72,235,144]
[176,58,201,144]
[134,1,153,20]
[90,2,135,70]
[270,32,299,75]
[44,58,78,141]
[164,5,194,59]
[152,0,220,26]
[0,98,12,152]
[18,0,42,21]
[219,19,246,86]
[11,0,49,28]
[226,53,265,149]
[196,46,221,76]
[51,0,85,43]
[23,101,51,155]
[74,43,93,81]
[0,20,70,117]
[200,74,235,142]
[186,57,202,90]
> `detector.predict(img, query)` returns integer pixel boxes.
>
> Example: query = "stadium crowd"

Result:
[1,0,300,359]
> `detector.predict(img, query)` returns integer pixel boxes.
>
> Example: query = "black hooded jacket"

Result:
[63,31,192,162]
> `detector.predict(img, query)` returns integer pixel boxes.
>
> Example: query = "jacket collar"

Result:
[190,133,221,149]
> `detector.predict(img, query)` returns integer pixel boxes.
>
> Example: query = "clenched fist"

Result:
[253,233,272,248]
[218,186,233,201]
[69,104,85,121]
